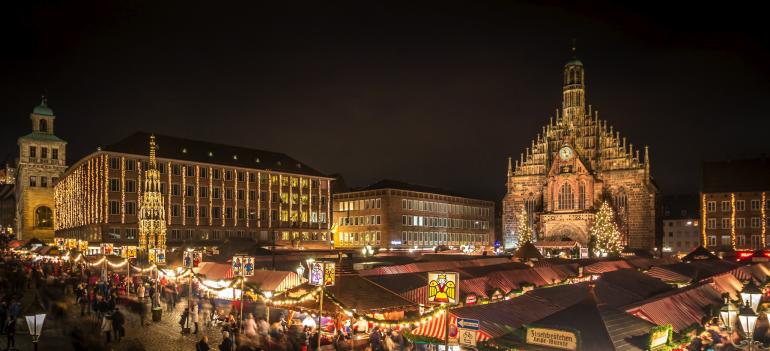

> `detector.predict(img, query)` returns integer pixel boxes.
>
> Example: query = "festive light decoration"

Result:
[731,193,736,250]
[121,156,126,223]
[138,135,167,263]
[702,193,708,248]
[517,208,533,245]
[762,192,767,248]
[589,201,623,257]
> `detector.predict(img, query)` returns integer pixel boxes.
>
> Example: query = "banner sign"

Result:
[428,272,459,305]
[184,250,203,268]
[649,325,672,351]
[65,239,77,249]
[525,327,578,351]
[149,248,165,265]
[232,255,254,277]
[458,329,477,347]
[54,237,65,248]
[100,243,114,255]
[122,246,137,259]
[457,318,480,330]
[309,262,336,286]
[78,240,88,252]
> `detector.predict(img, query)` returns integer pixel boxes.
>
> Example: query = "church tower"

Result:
[16,96,68,241]
[138,135,166,264]
[562,51,586,123]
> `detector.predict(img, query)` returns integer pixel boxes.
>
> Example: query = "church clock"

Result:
[558,146,574,161]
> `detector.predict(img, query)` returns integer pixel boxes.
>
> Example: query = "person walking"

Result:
[137,283,145,301]
[196,335,211,351]
[179,308,190,334]
[4,315,15,350]
[112,307,125,341]
[101,312,113,343]
[191,302,200,335]
[243,313,258,337]
[219,331,234,351]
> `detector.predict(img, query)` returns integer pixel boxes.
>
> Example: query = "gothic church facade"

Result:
[502,56,656,250]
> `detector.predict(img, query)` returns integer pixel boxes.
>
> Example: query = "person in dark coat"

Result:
[180,308,190,334]
[219,331,234,351]
[196,335,211,351]
[370,327,383,351]
[112,307,125,341]
[4,315,15,350]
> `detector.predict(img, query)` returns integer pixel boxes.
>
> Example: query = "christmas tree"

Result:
[517,208,533,246]
[589,201,623,257]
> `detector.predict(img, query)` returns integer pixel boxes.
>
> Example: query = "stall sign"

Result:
[78,240,88,252]
[648,325,672,351]
[101,243,114,255]
[65,239,77,249]
[232,255,254,276]
[122,246,137,259]
[458,329,476,347]
[54,237,65,248]
[149,248,165,264]
[309,262,335,286]
[184,250,203,268]
[465,294,477,305]
[427,272,459,305]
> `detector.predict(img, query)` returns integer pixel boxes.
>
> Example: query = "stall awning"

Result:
[410,313,491,342]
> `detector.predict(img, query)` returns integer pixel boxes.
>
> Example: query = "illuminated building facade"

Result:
[700,158,770,250]
[333,180,494,250]
[138,135,166,261]
[15,97,68,242]
[502,55,656,250]
[660,194,700,255]
[54,132,333,249]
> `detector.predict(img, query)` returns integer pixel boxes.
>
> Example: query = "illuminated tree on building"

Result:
[139,135,166,263]
[589,201,623,257]
[517,208,534,246]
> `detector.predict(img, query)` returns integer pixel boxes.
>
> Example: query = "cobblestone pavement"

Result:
[3,285,228,351]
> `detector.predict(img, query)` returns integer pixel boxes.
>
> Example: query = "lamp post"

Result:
[742,282,764,313]
[720,298,740,333]
[736,303,769,350]
[24,295,46,351]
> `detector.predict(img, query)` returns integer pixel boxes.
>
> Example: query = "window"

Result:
[238,190,244,200]
[109,201,120,215]
[126,201,136,215]
[249,190,256,201]
[157,162,165,173]
[237,172,245,182]
[172,183,181,196]
[110,157,120,169]
[558,183,574,210]
[708,218,716,229]
[35,206,53,228]
[173,164,181,176]
[51,148,58,160]
[40,176,47,188]
[737,235,746,247]
[109,179,120,192]
[225,207,233,219]
[186,166,195,177]
[707,201,716,212]
[186,205,195,218]
[249,173,256,182]
[238,208,245,219]
[29,176,36,187]
[200,206,207,218]
[721,201,730,212]
[721,235,731,246]
[752,217,761,228]
[708,236,717,246]
[29,146,37,158]
[752,200,761,211]
[186,185,194,197]
[172,204,181,217]
[737,200,746,211]
[213,207,222,219]
[199,186,208,198]
[41,147,48,159]
[125,179,136,193]
[213,169,221,180]
[578,183,586,210]
[199,168,208,178]
[123,159,135,171]
[752,235,761,249]
[737,218,746,228]
[226,188,233,200]
[126,228,137,240]
[225,170,233,181]
[213,187,221,199]
[722,218,730,229]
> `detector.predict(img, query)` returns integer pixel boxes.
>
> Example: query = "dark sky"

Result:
[2,1,769,203]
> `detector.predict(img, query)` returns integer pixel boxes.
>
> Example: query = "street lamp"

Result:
[25,312,45,351]
[742,282,763,313]
[721,298,740,332]
[736,303,768,350]
[296,265,305,278]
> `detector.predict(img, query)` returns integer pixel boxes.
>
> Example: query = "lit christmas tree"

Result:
[517,208,533,246]
[589,201,623,257]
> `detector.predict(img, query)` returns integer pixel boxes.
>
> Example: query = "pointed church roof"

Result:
[681,246,719,262]
[513,242,543,261]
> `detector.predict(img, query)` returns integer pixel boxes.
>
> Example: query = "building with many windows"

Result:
[701,158,770,250]
[54,132,333,249]
[332,180,494,250]
[660,194,701,255]
[502,54,656,250]
[15,97,68,242]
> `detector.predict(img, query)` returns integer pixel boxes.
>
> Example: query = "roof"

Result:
[19,132,65,142]
[599,307,655,351]
[0,184,14,200]
[351,179,483,200]
[32,100,54,116]
[624,281,723,332]
[594,269,674,308]
[565,58,583,67]
[528,292,616,351]
[702,158,770,193]
[659,194,700,220]
[513,242,543,261]
[681,246,719,262]
[288,274,418,313]
[103,132,328,177]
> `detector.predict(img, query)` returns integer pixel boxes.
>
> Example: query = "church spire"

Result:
[149,134,157,169]
[507,156,513,177]
[644,145,650,174]
[562,41,585,123]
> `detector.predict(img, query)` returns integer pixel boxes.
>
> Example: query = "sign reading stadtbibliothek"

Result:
[525,327,578,351]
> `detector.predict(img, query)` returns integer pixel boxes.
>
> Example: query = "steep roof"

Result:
[513,242,544,261]
[103,131,328,178]
[702,158,770,193]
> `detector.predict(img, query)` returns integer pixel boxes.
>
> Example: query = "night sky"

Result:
[2,1,769,203]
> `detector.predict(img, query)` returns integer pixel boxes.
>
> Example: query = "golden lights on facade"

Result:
[138,135,167,261]
[730,193,736,250]
[701,194,708,248]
